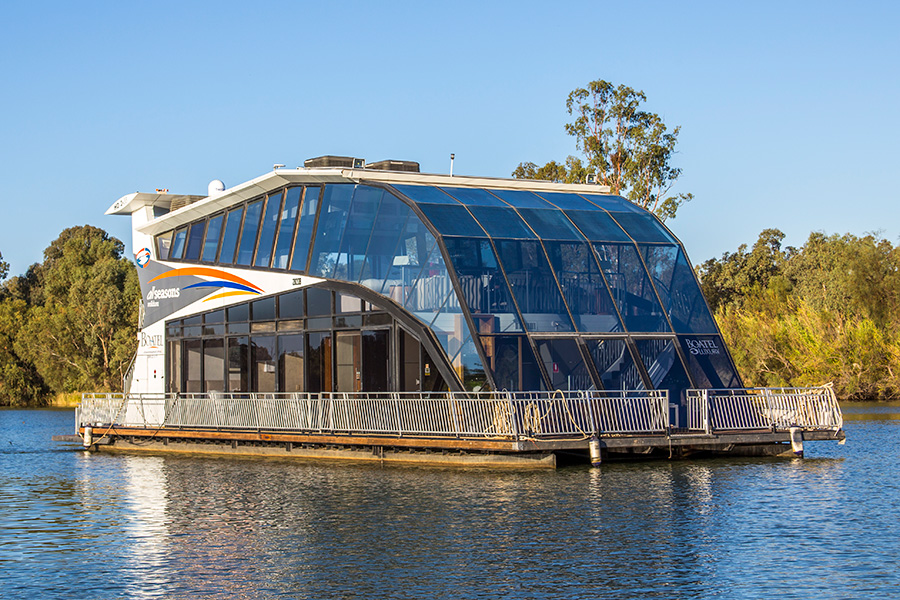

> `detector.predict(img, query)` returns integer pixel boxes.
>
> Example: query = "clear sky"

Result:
[1,1,897,277]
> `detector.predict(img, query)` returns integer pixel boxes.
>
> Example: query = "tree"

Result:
[513,79,692,220]
[0,251,7,281]
[16,226,139,393]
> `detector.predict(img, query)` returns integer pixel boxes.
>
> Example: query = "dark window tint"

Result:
[611,213,676,244]
[278,289,304,319]
[306,288,332,316]
[251,335,277,392]
[564,210,632,243]
[517,208,583,240]
[236,200,263,266]
[487,189,553,208]
[545,241,621,333]
[227,303,249,322]
[251,297,275,321]
[678,335,741,389]
[273,187,301,269]
[635,338,692,400]
[418,203,486,237]
[440,187,506,206]
[467,206,535,239]
[594,243,670,333]
[496,239,573,332]
[279,334,305,392]
[184,221,206,261]
[536,338,593,391]
[533,191,597,211]
[587,338,643,390]
[486,336,544,391]
[392,184,455,204]
[227,336,249,392]
[306,331,332,392]
[219,207,244,264]
[202,214,224,262]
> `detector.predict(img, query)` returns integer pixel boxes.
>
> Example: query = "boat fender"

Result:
[589,435,602,467]
[789,426,804,458]
[83,426,93,449]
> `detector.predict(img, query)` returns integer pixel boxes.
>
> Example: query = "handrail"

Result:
[79,386,842,440]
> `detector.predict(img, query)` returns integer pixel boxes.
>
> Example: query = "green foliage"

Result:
[0,226,140,404]
[0,251,7,281]
[706,229,900,400]
[514,79,691,220]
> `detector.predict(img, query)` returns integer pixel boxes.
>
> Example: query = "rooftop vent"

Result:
[304,155,366,169]
[365,159,420,173]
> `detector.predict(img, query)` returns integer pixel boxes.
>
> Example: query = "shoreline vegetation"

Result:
[1,226,898,407]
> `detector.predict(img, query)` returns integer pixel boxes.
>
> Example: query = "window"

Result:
[272,187,302,269]
[254,192,283,268]
[202,214,224,262]
[219,207,244,265]
[236,200,263,266]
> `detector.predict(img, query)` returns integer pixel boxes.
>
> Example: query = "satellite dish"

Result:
[208,179,225,196]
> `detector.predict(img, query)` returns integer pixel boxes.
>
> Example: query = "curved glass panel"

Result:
[495,239,573,332]
[291,186,320,272]
[202,214,223,262]
[610,212,676,244]
[417,203,486,237]
[310,184,355,277]
[487,189,553,209]
[357,192,413,291]
[564,210,632,243]
[272,187,301,269]
[467,206,536,239]
[392,183,455,204]
[236,199,263,266]
[533,191,598,211]
[594,243,670,332]
[333,186,383,281]
[643,245,717,334]
[517,207,583,240]
[579,193,642,213]
[218,207,243,265]
[544,241,621,332]
[386,219,437,304]
[254,192,283,268]
[440,187,506,206]
[443,237,522,332]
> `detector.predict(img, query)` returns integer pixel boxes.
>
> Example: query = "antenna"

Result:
[450,153,455,177]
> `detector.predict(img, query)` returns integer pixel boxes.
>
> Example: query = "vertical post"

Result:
[450,391,460,437]
[507,391,519,438]
[703,389,712,435]
[764,388,776,431]
[394,392,402,436]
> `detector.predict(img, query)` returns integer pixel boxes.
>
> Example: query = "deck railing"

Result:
[78,386,842,441]
[685,386,843,433]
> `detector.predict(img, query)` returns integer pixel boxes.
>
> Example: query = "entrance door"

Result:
[336,331,361,392]
[362,329,390,392]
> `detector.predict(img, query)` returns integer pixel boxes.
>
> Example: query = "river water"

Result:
[1,406,897,599]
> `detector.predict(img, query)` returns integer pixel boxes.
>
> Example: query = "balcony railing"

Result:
[78,386,842,441]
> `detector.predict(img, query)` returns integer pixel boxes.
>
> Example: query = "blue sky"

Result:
[1,1,897,277]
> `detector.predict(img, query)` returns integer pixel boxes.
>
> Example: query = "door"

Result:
[336,331,362,392]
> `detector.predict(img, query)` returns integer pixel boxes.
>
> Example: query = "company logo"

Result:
[148,267,264,302]
[135,248,151,268]
[685,338,720,356]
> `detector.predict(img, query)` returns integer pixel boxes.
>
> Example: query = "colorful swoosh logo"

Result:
[149,267,264,301]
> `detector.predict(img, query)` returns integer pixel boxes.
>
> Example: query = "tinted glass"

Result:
[272,187,301,269]
[564,210,632,242]
[202,214,224,262]
[278,289,304,319]
[536,338,594,391]
[334,186,383,281]
[487,189,553,208]
[400,231,444,312]
[611,212,676,243]
[533,191,597,211]
[544,241,621,333]
[227,336,249,392]
[443,237,522,333]
[279,334,305,392]
[251,297,275,321]
[594,243,670,333]
[495,239,574,332]
[392,184,455,204]
[183,221,205,261]
[306,331,332,392]
[157,231,173,261]
[306,287,331,316]
[579,194,642,213]
[440,187,506,206]
[251,335,277,392]
[486,336,545,391]
[358,191,412,292]
[587,338,644,390]
[517,208,583,240]
[236,199,263,266]
[219,207,244,264]
[310,184,355,277]
[679,335,741,389]
[670,249,718,333]
[417,203,486,237]
[226,303,249,322]
[467,206,536,239]
[291,186,320,272]
[254,192,283,267]
[170,227,187,260]
[635,338,692,404]
[203,338,225,392]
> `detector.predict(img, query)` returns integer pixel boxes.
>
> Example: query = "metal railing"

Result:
[78,390,670,440]
[685,386,843,433]
[79,386,842,441]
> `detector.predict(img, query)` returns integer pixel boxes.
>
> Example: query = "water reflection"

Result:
[4,409,900,599]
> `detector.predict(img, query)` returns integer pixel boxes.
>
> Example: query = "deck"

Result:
[74,387,845,468]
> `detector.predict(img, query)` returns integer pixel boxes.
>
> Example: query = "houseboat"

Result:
[75,156,844,467]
